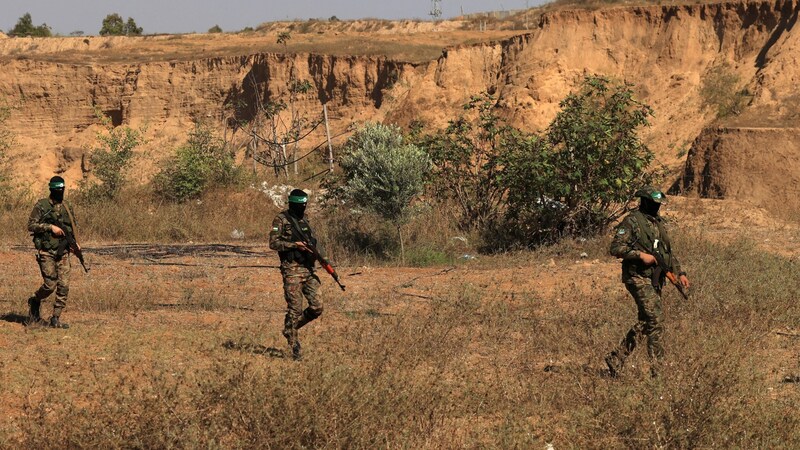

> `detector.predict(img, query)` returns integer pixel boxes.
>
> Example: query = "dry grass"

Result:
[0,223,798,447]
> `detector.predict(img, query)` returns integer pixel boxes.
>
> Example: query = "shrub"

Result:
[100,14,143,36]
[701,63,750,119]
[501,75,658,245]
[415,93,514,232]
[420,76,658,249]
[327,122,431,262]
[9,13,51,37]
[79,120,144,202]
[153,123,238,202]
[208,24,223,33]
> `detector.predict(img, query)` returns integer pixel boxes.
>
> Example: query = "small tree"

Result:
[416,93,510,232]
[125,17,143,36]
[330,123,431,263]
[501,75,658,245]
[80,116,144,202]
[153,123,237,202]
[701,63,750,119]
[100,14,124,36]
[208,25,223,33]
[10,13,51,37]
[100,14,142,36]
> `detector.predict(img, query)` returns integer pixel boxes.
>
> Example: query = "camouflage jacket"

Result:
[269,211,318,269]
[610,210,683,283]
[28,198,76,255]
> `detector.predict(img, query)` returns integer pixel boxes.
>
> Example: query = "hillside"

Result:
[1,0,799,212]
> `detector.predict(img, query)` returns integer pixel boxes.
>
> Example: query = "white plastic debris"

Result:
[231,229,245,240]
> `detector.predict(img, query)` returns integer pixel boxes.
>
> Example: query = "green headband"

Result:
[288,195,308,204]
[49,181,65,189]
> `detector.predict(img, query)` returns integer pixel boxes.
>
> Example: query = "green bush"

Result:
[100,13,143,36]
[501,75,658,245]
[701,63,750,119]
[9,13,51,37]
[420,76,658,249]
[208,24,223,33]
[79,122,143,202]
[415,94,515,232]
[153,123,238,202]
[326,122,431,262]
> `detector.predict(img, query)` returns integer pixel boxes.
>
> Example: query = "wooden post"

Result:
[281,141,289,178]
[324,104,334,173]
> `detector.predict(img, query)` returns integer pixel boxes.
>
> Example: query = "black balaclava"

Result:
[640,198,661,217]
[287,189,308,219]
[49,176,65,203]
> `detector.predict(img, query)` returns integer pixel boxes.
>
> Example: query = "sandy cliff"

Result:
[0,0,799,212]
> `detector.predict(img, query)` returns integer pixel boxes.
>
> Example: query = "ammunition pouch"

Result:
[279,249,314,267]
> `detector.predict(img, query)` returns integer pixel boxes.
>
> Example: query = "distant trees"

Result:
[208,25,223,33]
[9,13,51,37]
[99,14,143,36]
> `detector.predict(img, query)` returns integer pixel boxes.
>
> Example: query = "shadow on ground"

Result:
[222,340,286,358]
[0,312,28,325]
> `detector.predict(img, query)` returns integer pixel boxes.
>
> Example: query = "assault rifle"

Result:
[58,220,89,273]
[286,215,345,291]
[43,204,89,273]
[637,240,686,300]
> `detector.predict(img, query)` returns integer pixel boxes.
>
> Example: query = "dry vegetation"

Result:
[0,192,799,447]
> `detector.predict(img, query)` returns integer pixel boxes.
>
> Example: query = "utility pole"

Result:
[430,0,442,20]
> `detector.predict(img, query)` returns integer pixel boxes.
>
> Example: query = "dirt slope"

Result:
[0,0,799,203]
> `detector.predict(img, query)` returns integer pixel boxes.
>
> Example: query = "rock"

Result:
[230,229,245,240]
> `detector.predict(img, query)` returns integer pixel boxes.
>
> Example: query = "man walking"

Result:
[605,186,690,377]
[26,176,78,329]
[269,189,324,360]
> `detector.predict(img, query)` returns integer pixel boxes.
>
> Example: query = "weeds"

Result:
[1,230,798,447]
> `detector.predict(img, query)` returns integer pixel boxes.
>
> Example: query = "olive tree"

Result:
[330,122,431,263]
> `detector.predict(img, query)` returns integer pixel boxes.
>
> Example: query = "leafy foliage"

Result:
[153,123,238,202]
[421,76,658,248]
[530,75,656,240]
[208,25,223,33]
[327,123,431,261]
[701,63,750,119]
[10,13,51,37]
[332,123,430,223]
[79,117,144,202]
[414,94,512,232]
[100,14,143,36]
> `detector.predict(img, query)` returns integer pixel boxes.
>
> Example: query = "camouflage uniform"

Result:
[269,211,322,356]
[27,198,76,323]
[606,209,684,374]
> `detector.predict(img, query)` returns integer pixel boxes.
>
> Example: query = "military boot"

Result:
[26,296,44,327]
[291,341,302,361]
[604,353,621,378]
[49,310,69,329]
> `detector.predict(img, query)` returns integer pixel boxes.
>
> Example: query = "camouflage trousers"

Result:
[32,251,71,316]
[607,277,664,371]
[281,265,322,347]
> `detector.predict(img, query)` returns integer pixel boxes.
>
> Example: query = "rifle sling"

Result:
[62,202,79,241]
[285,214,311,246]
